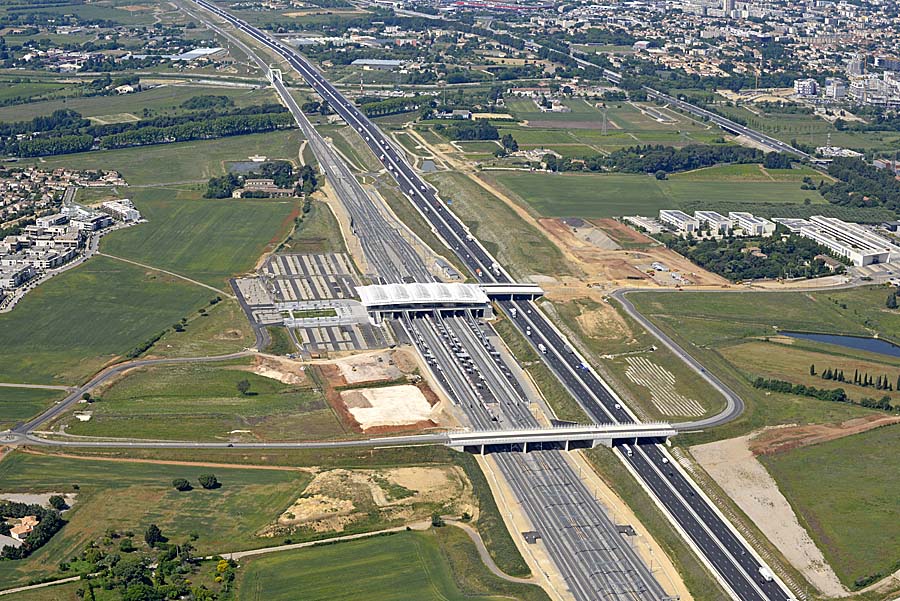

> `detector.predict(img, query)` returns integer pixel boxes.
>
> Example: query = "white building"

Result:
[694,210,732,234]
[794,78,818,97]
[659,209,700,234]
[99,199,141,222]
[0,264,36,290]
[729,212,776,237]
[798,216,898,267]
[825,77,847,99]
[623,215,663,234]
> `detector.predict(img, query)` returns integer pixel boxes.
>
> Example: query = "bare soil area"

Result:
[331,348,417,384]
[340,384,438,431]
[232,355,309,385]
[263,465,474,536]
[749,415,900,456]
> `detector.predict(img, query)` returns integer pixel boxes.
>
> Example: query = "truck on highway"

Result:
[758,567,774,583]
[538,343,547,354]
[510,307,517,318]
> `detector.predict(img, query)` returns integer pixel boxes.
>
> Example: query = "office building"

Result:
[694,210,732,234]
[798,216,899,266]
[729,212,776,237]
[659,209,700,234]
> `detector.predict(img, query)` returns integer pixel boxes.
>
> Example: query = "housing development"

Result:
[0,1,898,601]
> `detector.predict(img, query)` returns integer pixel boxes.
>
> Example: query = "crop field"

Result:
[626,286,897,443]
[0,85,276,122]
[235,528,549,601]
[66,361,344,441]
[489,171,825,218]
[100,188,297,287]
[22,129,304,186]
[0,451,310,588]
[761,424,900,588]
[0,81,67,102]
[0,256,211,385]
[713,104,900,153]
[0,387,63,431]
[671,163,829,183]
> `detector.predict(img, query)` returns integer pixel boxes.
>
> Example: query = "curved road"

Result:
[610,289,745,431]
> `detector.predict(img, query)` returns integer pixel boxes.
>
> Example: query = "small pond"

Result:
[782,331,900,359]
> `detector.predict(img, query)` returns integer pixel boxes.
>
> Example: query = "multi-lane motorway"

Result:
[189,2,796,598]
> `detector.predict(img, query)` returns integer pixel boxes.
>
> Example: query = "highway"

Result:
[189,2,794,598]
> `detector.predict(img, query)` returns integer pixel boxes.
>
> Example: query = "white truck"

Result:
[537,343,547,354]
[758,567,774,583]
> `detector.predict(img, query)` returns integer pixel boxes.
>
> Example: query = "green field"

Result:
[0,81,67,102]
[627,286,897,443]
[0,387,63,430]
[235,528,549,601]
[0,452,310,588]
[0,256,211,385]
[489,171,825,218]
[0,85,276,122]
[425,171,571,278]
[22,129,304,186]
[552,298,727,421]
[761,425,900,588]
[100,188,296,287]
[65,361,344,441]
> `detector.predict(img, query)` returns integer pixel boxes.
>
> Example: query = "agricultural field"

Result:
[488,168,826,219]
[0,256,212,385]
[626,286,898,443]
[235,528,550,601]
[713,103,900,153]
[0,387,63,431]
[100,187,297,287]
[0,85,277,122]
[425,171,571,279]
[63,360,345,441]
[0,451,311,588]
[760,424,900,589]
[0,80,67,103]
[22,129,305,186]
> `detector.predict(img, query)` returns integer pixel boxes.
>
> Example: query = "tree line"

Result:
[813,363,900,391]
[542,143,794,175]
[0,104,293,158]
[433,119,499,141]
[753,376,897,412]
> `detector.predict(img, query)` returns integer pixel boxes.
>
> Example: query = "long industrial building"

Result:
[797,216,899,266]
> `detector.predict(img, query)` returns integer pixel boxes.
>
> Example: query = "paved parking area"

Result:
[294,323,387,353]
[263,253,358,301]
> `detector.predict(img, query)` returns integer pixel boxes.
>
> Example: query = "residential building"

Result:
[0,264,36,290]
[825,77,848,99]
[99,199,141,222]
[10,516,39,542]
[794,78,818,96]
[623,215,663,234]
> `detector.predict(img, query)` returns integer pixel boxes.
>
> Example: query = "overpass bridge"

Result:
[448,423,677,454]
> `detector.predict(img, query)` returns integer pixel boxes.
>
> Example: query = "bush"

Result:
[48,495,67,511]
[144,524,164,547]
[198,474,219,490]
[172,478,192,492]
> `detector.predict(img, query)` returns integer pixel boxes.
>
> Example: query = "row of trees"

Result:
[541,143,794,175]
[433,119,499,141]
[753,376,897,412]
[664,234,841,282]
[99,112,292,150]
[814,363,900,391]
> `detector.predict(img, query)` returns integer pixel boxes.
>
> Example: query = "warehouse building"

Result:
[729,212,776,237]
[694,210,732,234]
[659,209,700,234]
[798,216,899,266]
